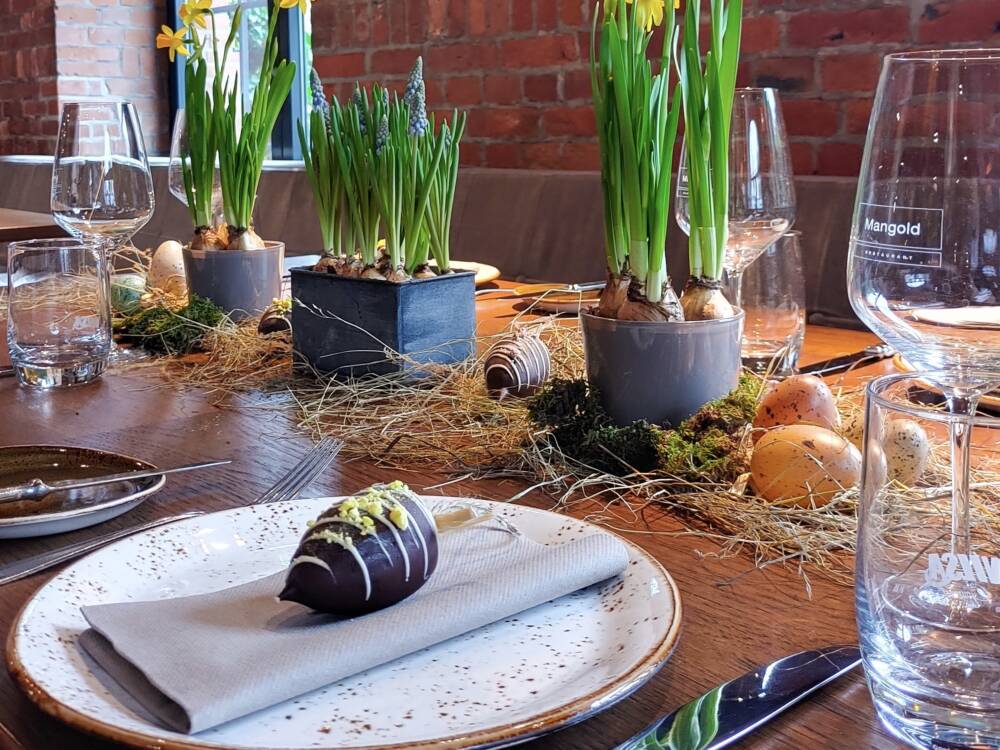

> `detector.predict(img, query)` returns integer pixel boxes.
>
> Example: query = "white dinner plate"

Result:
[8,497,680,750]
[910,306,1000,329]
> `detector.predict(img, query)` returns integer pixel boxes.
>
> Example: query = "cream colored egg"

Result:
[841,411,864,449]
[883,418,930,486]
[148,240,187,297]
[750,424,862,506]
[753,375,840,441]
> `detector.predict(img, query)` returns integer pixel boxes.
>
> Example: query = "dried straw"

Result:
[156,316,1000,591]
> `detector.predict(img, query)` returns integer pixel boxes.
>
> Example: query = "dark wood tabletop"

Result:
[0,296,901,750]
[0,208,65,243]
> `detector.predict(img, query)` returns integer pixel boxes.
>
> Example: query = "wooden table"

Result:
[0,208,64,243]
[0,297,902,750]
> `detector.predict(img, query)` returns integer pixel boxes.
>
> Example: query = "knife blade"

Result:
[474,281,606,298]
[615,645,861,750]
[0,459,232,504]
[799,344,894,377]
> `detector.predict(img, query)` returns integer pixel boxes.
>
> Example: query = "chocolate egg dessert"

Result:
[279,482,439,615]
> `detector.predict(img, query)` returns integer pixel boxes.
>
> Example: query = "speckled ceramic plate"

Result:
[0,445,165,539]
[8,497,680,750]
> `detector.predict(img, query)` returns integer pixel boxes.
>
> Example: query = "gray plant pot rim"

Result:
[581,309,746,330]
[289,266,476,285]
[182,240,284,257]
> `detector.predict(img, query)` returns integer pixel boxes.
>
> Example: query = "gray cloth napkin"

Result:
[80,522,629,734]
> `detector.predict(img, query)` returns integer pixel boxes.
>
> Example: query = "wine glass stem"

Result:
[728,268,744,309]
[946,393,978,556]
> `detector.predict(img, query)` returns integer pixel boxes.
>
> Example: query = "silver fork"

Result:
[0,436,344,586]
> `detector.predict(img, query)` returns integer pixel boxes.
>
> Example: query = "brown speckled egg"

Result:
[753,375,840,441]
[750,424,861,506]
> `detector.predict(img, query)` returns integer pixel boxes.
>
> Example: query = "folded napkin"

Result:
[80,520,629,734]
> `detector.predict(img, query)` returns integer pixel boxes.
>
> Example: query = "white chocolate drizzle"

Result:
[397,503,430,579]
[303,529,373,602]
[368,511,411,582]
[311,516,392,564]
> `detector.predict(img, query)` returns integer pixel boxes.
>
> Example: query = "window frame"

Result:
[167,0,307,160]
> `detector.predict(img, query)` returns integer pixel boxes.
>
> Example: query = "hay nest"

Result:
[156,317,874,587]
[152,312,1000,592]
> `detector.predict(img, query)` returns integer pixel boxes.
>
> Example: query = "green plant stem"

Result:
[591,0,679,307]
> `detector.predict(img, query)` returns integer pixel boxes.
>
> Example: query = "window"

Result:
[168,0,310,160]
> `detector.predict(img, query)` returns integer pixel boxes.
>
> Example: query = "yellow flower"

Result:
[156,25,189,62]
[631,0,665,31]
[179,0,211,28]
[278,0,308,13]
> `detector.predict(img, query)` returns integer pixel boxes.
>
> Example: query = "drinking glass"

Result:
[676,87,797,307]
[6,239,112,387]
[857,372,1000,749]
[168,109,223,223]
[847,50,1000,616]
[51,100,154,250]
[739,231,806,377]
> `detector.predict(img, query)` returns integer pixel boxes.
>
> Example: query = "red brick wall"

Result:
[55,0,171,154]
[0,0,58,154]
[0,0,169,157]
[312,0,1000,177]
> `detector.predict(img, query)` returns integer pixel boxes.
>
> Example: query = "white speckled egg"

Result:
[883,418,930,485]
[148,240,187,297]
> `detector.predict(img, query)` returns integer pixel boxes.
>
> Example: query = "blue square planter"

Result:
[289,268,476,377]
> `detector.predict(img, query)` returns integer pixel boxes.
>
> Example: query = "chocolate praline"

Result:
[279,483,438,616]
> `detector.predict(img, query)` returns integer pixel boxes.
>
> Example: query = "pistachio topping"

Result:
[388,502,409,530]
[308,528,354,548]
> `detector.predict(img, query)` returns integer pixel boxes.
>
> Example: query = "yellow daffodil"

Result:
[156,25,189,62]
[631,0,665,31]
[278,0,308,13]
[179,0,212,29]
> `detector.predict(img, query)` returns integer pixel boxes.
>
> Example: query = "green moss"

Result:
[528,373,759,481]
[117,295,226,355]
[583,422,666,474]
[657,374,760,482]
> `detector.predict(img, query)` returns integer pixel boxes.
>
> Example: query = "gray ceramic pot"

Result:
[182,241,284,320]
[581,310,745,427]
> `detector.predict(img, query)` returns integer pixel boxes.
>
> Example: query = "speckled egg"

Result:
[110,273,146,313]
[750,424,862,506]
[841,411,864,449]
[883,418,930,485]
[753,375,841,440]
[147,240,187,297]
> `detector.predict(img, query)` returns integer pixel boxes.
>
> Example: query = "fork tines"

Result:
[252,436,344,506]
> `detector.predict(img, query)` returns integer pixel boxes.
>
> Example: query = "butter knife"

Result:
[615,645,861,750]
[799,344,894,377]
[0,459,232,504]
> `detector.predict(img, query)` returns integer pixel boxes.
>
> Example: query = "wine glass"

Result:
[676,87,797,308]
[168,109,223,224]
[51,100,154,250]
[848,50,1000,619]
[51,100,154,365]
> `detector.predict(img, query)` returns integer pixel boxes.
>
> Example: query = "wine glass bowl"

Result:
[726,88,796,279]
[168,109,223,221]
[675,87,796,308]
[51,100,154,248]
[848,50,1000,386]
